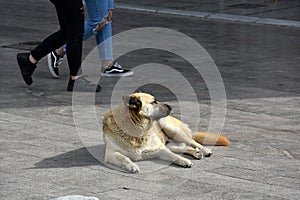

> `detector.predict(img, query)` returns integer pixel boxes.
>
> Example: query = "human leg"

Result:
[47,0,101,78]
[48,0,133,79]
[90,1,133,77]
[98,22,133,77]
[84,0,103,41]
[90,0,113,63]
[57,0,84,77]
[47,47,65,78]
[57,0,101,92]
[17,0,69,85]
[17,0,101,92]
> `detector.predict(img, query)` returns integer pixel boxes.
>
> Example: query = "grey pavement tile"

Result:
[1,140,65,160]
[172,169,300,199]
[257,18,300,28]
[227,97,300,119]
[200,190,288,200]
[288,15,300,21]
[101,188,164,200]
[0,110,81,144]
[0,108,74,129]
[251,7,300,20]
[208,165,300,190]
[98,175,208,199]
[115,0,300,28]
[0,170,80,200]
[1,0,300,199]
[158,9,211,18]
[115,3,158,13]
[208,13,260,23]
[0,150,44,171]
[14,167,114,193]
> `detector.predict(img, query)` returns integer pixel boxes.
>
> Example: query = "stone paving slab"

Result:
[115,3,300,28]
[1,0,300,199]
[115,0,300,27]
[1,97,299,199]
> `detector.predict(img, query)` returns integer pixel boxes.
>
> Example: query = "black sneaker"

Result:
[47,51,64,78]
[67,76,101,92]
[101,62,134,77]
[17,53,37,85]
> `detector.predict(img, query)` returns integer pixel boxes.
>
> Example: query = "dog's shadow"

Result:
[33,145,105,169]
[33,144,201,172]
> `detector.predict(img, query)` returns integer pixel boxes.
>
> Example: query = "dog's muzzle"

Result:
[165,104,172,114]
[152,103,172,120]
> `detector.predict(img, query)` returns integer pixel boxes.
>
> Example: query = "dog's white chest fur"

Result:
[105,121,165,161]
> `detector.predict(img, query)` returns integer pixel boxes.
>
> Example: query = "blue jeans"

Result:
[63,0,113,60]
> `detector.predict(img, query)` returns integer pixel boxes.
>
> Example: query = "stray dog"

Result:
[103,92,230,173]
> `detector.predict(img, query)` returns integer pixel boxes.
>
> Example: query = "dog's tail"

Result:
[193,132,230,146]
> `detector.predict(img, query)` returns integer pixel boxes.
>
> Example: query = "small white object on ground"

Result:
[54,195,99,200]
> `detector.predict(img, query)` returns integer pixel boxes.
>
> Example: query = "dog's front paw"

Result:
[192,148,204,159]
[203,148,213,157]
[177,157,193,168]
[125,163,140,173]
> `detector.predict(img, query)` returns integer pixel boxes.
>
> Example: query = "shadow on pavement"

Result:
[33,145,105,169]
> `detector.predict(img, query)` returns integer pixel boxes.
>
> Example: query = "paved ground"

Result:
[116,0,300,21]
[115,0,300,27]
[1,0,300,199]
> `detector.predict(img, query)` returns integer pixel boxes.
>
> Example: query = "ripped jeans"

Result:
[62,0,113,60]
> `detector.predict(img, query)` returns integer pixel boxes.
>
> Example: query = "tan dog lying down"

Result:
[103,92,229,173]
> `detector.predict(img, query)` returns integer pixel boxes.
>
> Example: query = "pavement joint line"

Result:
[115,3,300,28]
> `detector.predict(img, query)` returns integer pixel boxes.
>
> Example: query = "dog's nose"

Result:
[166,104,172,111]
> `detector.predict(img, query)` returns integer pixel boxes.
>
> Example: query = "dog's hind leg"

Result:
[159,116,213,157]
[167,142,203,159]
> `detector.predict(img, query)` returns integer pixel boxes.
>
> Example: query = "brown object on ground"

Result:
[193,132,230,146]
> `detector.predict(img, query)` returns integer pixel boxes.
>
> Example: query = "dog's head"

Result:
[122,92,172,121]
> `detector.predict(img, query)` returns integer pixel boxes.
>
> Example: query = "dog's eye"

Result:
[151,100,158,104]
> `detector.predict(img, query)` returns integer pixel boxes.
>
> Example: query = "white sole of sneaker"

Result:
[47,53,59,78]
[100,71,134,77]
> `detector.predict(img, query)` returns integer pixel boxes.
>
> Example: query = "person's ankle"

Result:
[29,54,37,64]
[102,59,114,69]
[56,47,65,56]
[71,75,81,80]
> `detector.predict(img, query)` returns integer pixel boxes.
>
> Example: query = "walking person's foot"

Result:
[47,50,64,78]
[67,76,101,92]
[17,53,37,85]
[101,61,133,77]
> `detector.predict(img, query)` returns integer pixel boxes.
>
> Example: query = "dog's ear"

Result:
[122,95,142,110]
[122,95,131,106]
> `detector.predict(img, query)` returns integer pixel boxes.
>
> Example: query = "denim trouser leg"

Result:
[85,0,113,60]
[62,0,113,61]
